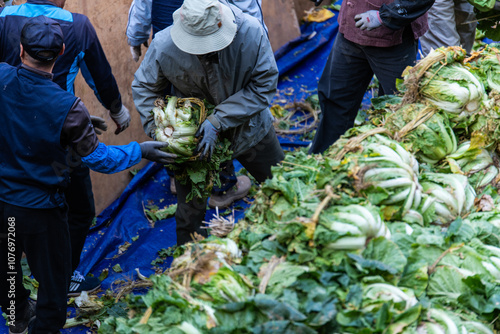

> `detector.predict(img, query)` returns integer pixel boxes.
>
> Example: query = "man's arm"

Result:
[126,0,152,47]
[132,38,172,138]
[379,0,435,30]
[75,15,130,134]
[206,27,278,132]
[126,0,152,61]
[61,99,175,174]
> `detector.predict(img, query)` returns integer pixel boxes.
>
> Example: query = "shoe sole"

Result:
[67,284,100,297]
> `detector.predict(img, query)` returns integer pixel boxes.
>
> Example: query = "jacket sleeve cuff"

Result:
[81,142,142,174]
[207,114,222,131]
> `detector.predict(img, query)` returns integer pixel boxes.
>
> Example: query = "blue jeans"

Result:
[309,31,418,154]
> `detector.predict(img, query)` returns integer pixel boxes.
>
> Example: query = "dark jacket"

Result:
[0,0,122,112]
[0,64,142,209]
[339,0,434,47]
[0,64,77,209]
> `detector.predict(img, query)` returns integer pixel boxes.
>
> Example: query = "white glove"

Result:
[354,10,383,31]
[90,115,108,135]
[129,41,148,62]
[110,105,131,135]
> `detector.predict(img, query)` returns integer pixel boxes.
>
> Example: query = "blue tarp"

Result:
[0,7,341,334]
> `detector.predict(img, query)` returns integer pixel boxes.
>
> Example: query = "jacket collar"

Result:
[20,64,54,80]
[27,0,57,6]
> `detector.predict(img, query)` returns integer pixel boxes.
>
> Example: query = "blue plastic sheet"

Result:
[273,6,339,148]
[0,7,341,334]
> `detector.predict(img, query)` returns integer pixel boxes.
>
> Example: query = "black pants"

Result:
[66,165,95,271]
[0,201,71,334]
[309,32,418,154]
[175,127,285,245]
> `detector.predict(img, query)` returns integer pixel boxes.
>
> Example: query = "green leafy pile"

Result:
[95,47,500,333]
[169,138,232,201]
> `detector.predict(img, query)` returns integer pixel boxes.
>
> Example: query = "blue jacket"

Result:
[0,63,142,209]
[0,64,76,209]
[0,0,122,112]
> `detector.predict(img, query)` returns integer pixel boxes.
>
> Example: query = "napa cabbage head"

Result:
[194,266,252,304]
[420,63,485,116]
[385,103,457,164]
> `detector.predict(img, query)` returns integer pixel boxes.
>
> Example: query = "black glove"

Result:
[140,141,177,164]
[195,119,219,160]
[310,0,323,6]
[90,116,108,135]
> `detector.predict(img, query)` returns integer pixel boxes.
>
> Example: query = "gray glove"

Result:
[494,1,500,10]
[140,141,177,164]
[195,119,219,160]
[110,105,131,135]
[90,116,108,135]
[130,41,148,62]
[355,10,382,31]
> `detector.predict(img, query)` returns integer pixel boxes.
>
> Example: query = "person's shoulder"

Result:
[70,12,93,29]
[235,13,264,38]
[153,26,176,49]
[0,62,15,71]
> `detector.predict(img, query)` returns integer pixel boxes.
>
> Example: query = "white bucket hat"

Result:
[171,0,237,55]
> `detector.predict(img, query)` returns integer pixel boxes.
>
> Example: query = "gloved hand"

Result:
[494,1,500,10]
[110,105,131,135]
[90,115,108,135]
[309,0,323,6]
[140,141,177,164]
[354,10,382,31]
[130,41,148,62]
[195,119,219,160]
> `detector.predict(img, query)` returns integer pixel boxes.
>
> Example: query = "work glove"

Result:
[130,41,148,62]
[110,105,131,135]
[355,10,382,31]
[309,0,323,6]
[195,119,219,160]
[90,116,108,135]
[494,1,500,10]
[140,141,177,164]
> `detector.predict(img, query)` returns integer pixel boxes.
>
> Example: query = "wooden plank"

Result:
[262,0,301,51]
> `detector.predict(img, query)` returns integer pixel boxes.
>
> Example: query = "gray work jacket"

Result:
[131,5,278,157]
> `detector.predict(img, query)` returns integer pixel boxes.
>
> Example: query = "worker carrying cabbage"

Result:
[132,0,285,246]
[0,16,176,334]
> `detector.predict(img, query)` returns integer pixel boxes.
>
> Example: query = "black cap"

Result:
[21,16,64,62]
